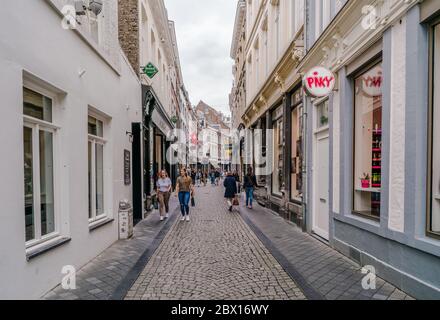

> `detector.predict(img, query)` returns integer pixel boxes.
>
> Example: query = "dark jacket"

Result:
[243,174,257,189]
[224,176,237,198]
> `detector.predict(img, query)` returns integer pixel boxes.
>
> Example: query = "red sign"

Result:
[303,66,336,98]
[361,66,382,97]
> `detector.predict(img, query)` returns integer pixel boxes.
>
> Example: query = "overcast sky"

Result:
[165,0,237,115]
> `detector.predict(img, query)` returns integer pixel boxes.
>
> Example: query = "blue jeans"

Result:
[178,192,191,216]
[246,187,254,207]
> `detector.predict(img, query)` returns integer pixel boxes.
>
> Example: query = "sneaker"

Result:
[165,213,169,218]
[180,217,185,221]
[160,216,164,221]
[186,216,190,222]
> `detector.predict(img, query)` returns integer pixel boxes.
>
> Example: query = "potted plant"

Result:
[360,173,370,188]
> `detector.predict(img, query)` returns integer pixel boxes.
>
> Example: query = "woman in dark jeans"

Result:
[243,168,257,209]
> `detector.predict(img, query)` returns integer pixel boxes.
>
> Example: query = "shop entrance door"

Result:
[313,129,330,240]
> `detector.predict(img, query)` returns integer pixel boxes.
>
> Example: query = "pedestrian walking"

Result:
[215,170,221,186]
[175,168,194,222]
[195,170,202,187]
[210,170,216,186]
[224,172,238,212]
[156,170,172,221]
[244,168,258,209]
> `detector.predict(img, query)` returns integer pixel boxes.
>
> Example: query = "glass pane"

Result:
[23,127,35,242]
[39,130,55,236]
[23,88,52,122]
[88,141,93,219]
[431,24,440,234]
[317,100,329,128]
[291,107,303,201]
[272,118,283,196]
[88,116,103,137]
[95,143,104,216]
[353,64,383,218]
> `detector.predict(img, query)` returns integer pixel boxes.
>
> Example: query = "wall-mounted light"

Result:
[75,0,103,16]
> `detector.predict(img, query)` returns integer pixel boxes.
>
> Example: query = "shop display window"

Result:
[272,112,284,196]
[291,104,303,202]
[429,23,440,237]
[353,63,383,219]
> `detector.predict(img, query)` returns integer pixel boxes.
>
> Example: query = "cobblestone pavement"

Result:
[125,185,306,300]
[239,197,414,300]
[43,198,180,300]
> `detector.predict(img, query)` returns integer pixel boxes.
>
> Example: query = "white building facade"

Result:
[0,0,142,298]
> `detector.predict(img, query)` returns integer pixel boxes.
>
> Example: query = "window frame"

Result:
[23,86,61,249]
[351,59,383,222]
[87,112,108,225]
[427,18,440,240]
[271,105,284,198]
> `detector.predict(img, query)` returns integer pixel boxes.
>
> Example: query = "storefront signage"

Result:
[151,109,173,140]
[361,66,382,97]
[303,66,336,98]
[124,150,131,186]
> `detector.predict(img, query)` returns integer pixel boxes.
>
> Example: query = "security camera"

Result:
[89,0,103,16]
[74,0,103,16]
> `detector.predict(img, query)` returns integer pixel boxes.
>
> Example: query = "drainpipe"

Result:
[301,98,308,232]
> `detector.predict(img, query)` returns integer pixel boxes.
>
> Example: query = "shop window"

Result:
[23,87,57,245]
[429,23,440,237]
[272,109,284,196]
[353,63,383,219]
[88,114,106,223]
[291,103,303,202]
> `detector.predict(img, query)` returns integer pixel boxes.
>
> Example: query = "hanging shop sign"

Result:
[361,65,383,97]
[124,150,131,186]
[141,62,159,79]
[303,66,336,98]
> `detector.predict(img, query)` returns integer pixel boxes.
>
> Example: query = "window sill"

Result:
[89,217,114,232]
[26,237,71,261]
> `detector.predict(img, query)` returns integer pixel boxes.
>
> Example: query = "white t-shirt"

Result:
[156,178,172,192]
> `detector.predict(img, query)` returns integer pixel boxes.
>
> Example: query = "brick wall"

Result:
[118,0,139,76]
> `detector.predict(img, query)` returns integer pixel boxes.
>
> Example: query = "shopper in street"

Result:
[176,168,194,222]
[215,169,221,186]
[233,170,241,194]
[243,168,258,209]
[224,172,238,212]
[156,170,172,221]
[210,170,216,186]
[195,170,202,187]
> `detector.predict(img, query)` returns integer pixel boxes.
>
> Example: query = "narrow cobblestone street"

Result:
[125,185,305,300]
[44,183,414,300]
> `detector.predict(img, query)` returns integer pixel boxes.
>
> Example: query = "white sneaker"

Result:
[165,213,169,218]
[180,217,185,221]
[186,216,190,222]
[160,216,164,221]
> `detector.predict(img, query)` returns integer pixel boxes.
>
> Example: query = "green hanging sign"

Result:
[141,62,159,79]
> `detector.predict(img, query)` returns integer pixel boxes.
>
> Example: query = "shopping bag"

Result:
[232,196,239,206]
[191,196,196,207]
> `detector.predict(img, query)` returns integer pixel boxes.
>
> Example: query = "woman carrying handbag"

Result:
[224,172,238,212]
